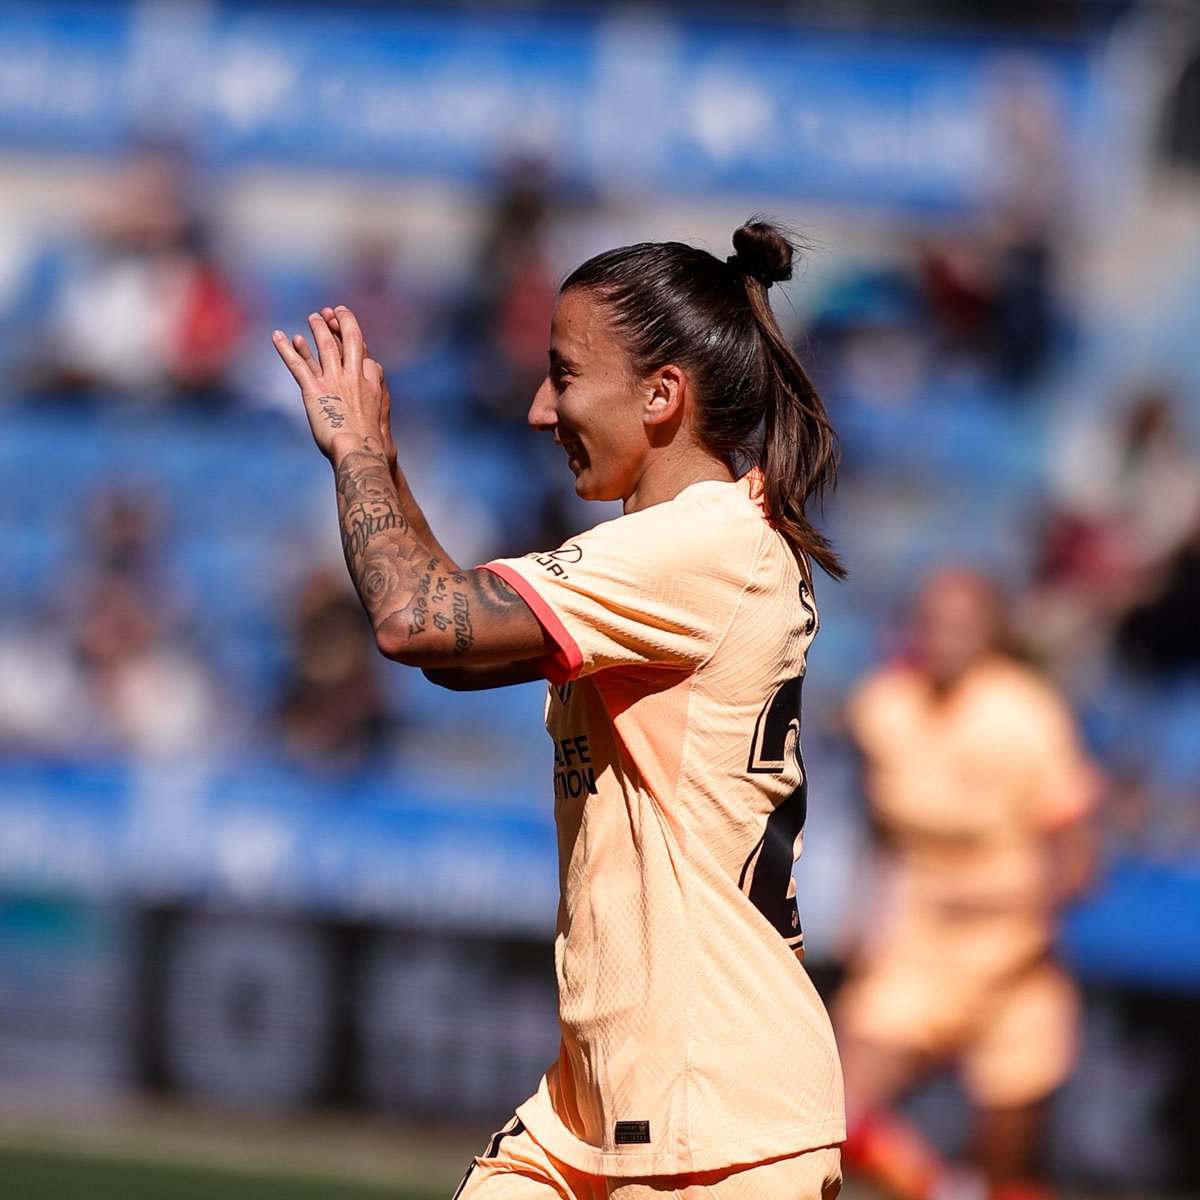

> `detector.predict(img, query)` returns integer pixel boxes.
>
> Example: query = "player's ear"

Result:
[643,364,686,428]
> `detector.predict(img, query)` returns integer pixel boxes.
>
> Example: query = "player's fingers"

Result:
[333,305,365,375]
[324,305,371,360]
[366,357,397,459]
[292,333,318,369]
[272,329,315,386]
[365,358,391,421]
[307,311,341,372]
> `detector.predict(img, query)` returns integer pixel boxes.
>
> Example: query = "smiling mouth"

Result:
[559,438,585,467]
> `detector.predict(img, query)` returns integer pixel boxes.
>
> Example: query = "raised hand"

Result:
[272,306,382,459]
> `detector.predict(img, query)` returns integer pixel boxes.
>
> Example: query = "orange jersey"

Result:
[485,476,845,1178]
[846,655,1096,954]
[840,656,1095,1105]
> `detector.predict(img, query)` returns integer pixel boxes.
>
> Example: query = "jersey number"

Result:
[738,672,808,949]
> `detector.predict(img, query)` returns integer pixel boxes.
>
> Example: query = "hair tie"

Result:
[726,254,773,288]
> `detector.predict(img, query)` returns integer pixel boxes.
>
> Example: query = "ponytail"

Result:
[563,218,845,580]
[727,221,845,580]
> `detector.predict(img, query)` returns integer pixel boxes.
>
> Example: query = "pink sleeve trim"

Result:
[481,561,583,686]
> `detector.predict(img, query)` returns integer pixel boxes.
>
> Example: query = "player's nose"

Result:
[528,376,558,432]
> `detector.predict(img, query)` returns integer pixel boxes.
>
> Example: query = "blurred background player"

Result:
[836,567,1098,1200]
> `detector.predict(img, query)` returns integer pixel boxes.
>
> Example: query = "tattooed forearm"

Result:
[475,569,521,613]
[336,450,402,509]
[336,456,410,554]
[408,594,428,637]
[407,573,431,636]
[327,444,541,665]
[401,570,474,654]
[358,540,414,610]
[334,449,421,619]
[343,500,406,559]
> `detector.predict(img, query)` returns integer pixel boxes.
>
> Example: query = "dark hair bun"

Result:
[730,220,794,287]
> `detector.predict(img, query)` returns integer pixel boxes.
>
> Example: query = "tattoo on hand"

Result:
[317,395,346,428]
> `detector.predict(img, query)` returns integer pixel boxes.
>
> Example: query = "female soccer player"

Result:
[272,220,846,1199]
[837,568,1097,1200]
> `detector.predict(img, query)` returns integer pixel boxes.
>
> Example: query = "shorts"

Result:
[835,950,1079,1108]
[453,1117,843,1200]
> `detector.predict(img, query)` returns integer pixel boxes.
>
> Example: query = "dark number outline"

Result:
[737,583,816,950]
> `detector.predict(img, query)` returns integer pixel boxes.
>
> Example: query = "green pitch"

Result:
[0,1139,1164,1200]
[0,1144,448,1200]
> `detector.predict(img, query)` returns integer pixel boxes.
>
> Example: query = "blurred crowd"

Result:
[0,147,1197,865]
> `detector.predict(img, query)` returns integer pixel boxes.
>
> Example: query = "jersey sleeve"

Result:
[483,505,758,685]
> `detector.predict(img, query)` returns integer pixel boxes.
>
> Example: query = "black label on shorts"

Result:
[614,1120,651,1145]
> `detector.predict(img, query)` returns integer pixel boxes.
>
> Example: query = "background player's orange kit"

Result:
[839,656,1097,1107]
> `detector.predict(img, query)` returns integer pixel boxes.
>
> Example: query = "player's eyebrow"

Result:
[548,348,578,371]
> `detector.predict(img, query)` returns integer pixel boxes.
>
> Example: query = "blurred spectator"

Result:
[74,570,226,760]
[465,158,560,430]
[274,569,400,775]
[918,236,995,369]
[836,568,1098,1200]
[327,233,439,409]
[0,483,228,762]
[0,569,225,764]
[984,56,1069,388]
[914,215,1059,391]
[1161,45,1200,172]
[1116,517,1200,679]
[13,148,243,407]
[1054,387,1200,580]
[989,215,1058,387]
[0,610,95,759]
[917,221,1058,388]
[1025,388,1200,687]
[809,267,930,414]
[453,158,601,555]
[79,485,179,605]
